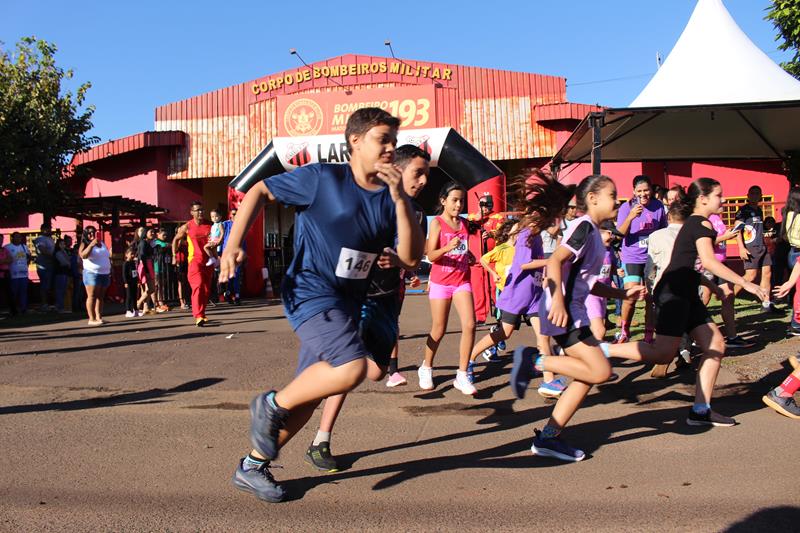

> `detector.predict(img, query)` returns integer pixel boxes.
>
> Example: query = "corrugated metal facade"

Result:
[154,54,575,180]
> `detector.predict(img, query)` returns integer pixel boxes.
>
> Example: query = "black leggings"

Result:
[125,284,137,312]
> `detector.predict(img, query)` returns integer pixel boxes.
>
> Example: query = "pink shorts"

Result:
[428,280,472,300]
[585,295,607,321]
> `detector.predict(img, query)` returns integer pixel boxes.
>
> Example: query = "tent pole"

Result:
[589,112,605,175]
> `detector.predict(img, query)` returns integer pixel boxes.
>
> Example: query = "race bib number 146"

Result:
[335,247,377,280]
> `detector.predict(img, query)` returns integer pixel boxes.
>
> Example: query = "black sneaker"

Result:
[250,391,289,460]
[788,324,800,337]
[764,303,784,315]
[762,388,800,419]
[725,335,755,349]
[531,429,586,462]
[232,459,285,502]
[305,441,340,472]
[686,408,737,427]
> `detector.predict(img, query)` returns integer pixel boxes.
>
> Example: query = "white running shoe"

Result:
[125,311,136,318]
[453,372,477,395]
[417,365,434,390]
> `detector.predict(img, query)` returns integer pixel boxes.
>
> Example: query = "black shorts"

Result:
[498,308,535,330]
[359,294,400,368]
[743,247,772,271]
[554,326,594,349]
[654,287,712,338]
[623,262,645,284]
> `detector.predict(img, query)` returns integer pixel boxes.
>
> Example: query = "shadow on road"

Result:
[284,364,784,500]
[724,506,800,531]
[0,377,225,415]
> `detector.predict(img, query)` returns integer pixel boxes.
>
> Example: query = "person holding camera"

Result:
[79,226,111,326]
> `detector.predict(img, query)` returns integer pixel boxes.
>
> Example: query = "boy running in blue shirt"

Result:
[220,108,425,502]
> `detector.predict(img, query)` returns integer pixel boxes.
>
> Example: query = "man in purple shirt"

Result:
[615,175,667,343]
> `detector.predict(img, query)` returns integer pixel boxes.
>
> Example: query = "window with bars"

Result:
[720,196,775,228]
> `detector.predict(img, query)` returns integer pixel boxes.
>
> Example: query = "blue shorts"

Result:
[295,308,369,375]
[359,295,400,368]
[83,271,111,288]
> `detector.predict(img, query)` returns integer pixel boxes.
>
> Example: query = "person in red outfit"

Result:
[173,201,213,326]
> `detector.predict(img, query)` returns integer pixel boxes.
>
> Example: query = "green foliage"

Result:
[766,0,800,79]
[0,37,97,219]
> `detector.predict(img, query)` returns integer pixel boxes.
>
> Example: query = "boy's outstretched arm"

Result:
[220,182,275,282]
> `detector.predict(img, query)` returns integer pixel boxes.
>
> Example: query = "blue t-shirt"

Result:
[265,163,397,329]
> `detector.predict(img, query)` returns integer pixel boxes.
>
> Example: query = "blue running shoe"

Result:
[531,429,585,462]
[466,361,476,384]
[537,377,568,399]
[481,346,502,363]
[232,459,286,502]
[250,391,289,461]
[510,346,540,399]
[489,324,507,352]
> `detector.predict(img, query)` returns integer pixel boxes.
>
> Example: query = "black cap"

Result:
[599,219,624,238]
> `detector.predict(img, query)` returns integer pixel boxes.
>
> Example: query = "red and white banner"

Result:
[272,127,450,170]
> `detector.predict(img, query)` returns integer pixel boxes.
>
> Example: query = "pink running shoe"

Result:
[386,372,407,388]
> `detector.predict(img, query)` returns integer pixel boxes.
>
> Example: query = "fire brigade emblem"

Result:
[286,142,311,167]
[285,98,323,136]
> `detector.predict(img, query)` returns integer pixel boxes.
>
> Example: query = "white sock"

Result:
[456,370,467,378]
[313,430,331,446]
[762,300,771,308]
[420,362,431,369]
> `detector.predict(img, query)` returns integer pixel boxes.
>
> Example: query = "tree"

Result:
[766,0,800,79]
[0,37,97,220]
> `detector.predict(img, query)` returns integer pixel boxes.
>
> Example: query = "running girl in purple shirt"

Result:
[510,175,647,462]
[468,170,571,398]
[615,175,667,343]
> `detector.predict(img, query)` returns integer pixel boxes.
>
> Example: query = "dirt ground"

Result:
[0,296,797,532]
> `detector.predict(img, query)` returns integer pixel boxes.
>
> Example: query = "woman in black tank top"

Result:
[607,178,767,427]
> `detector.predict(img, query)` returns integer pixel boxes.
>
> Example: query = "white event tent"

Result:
[551,0,800,174]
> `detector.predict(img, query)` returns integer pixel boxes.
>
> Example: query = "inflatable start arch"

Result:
[228,128,504,321]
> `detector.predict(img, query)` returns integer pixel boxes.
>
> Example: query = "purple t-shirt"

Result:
[496,229,543,316]
[617,198,667,264]
[539,215,606,336]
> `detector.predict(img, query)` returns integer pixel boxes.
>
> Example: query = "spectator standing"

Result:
[53,239,71,313]
[781,187,800,333]
[6,232,31,314]
[220,208,242,304]
[174,238,190,309]
[137,228,157,314]
[734,185,781,314]
[123,248,140,318]
[79,226,111,326]
[33,224,56,311]
[152,228,171,312]
[0,234,16,315]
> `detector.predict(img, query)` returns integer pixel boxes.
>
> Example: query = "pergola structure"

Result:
[55,195,167,227]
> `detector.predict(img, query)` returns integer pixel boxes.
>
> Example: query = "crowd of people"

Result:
[0,204,245,327]
[2,108,799,505]
[212,107,799,504]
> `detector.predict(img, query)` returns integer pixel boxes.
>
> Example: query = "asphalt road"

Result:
[0,297,797,532]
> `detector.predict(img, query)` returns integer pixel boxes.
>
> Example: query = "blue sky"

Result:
[2,0,790,143]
